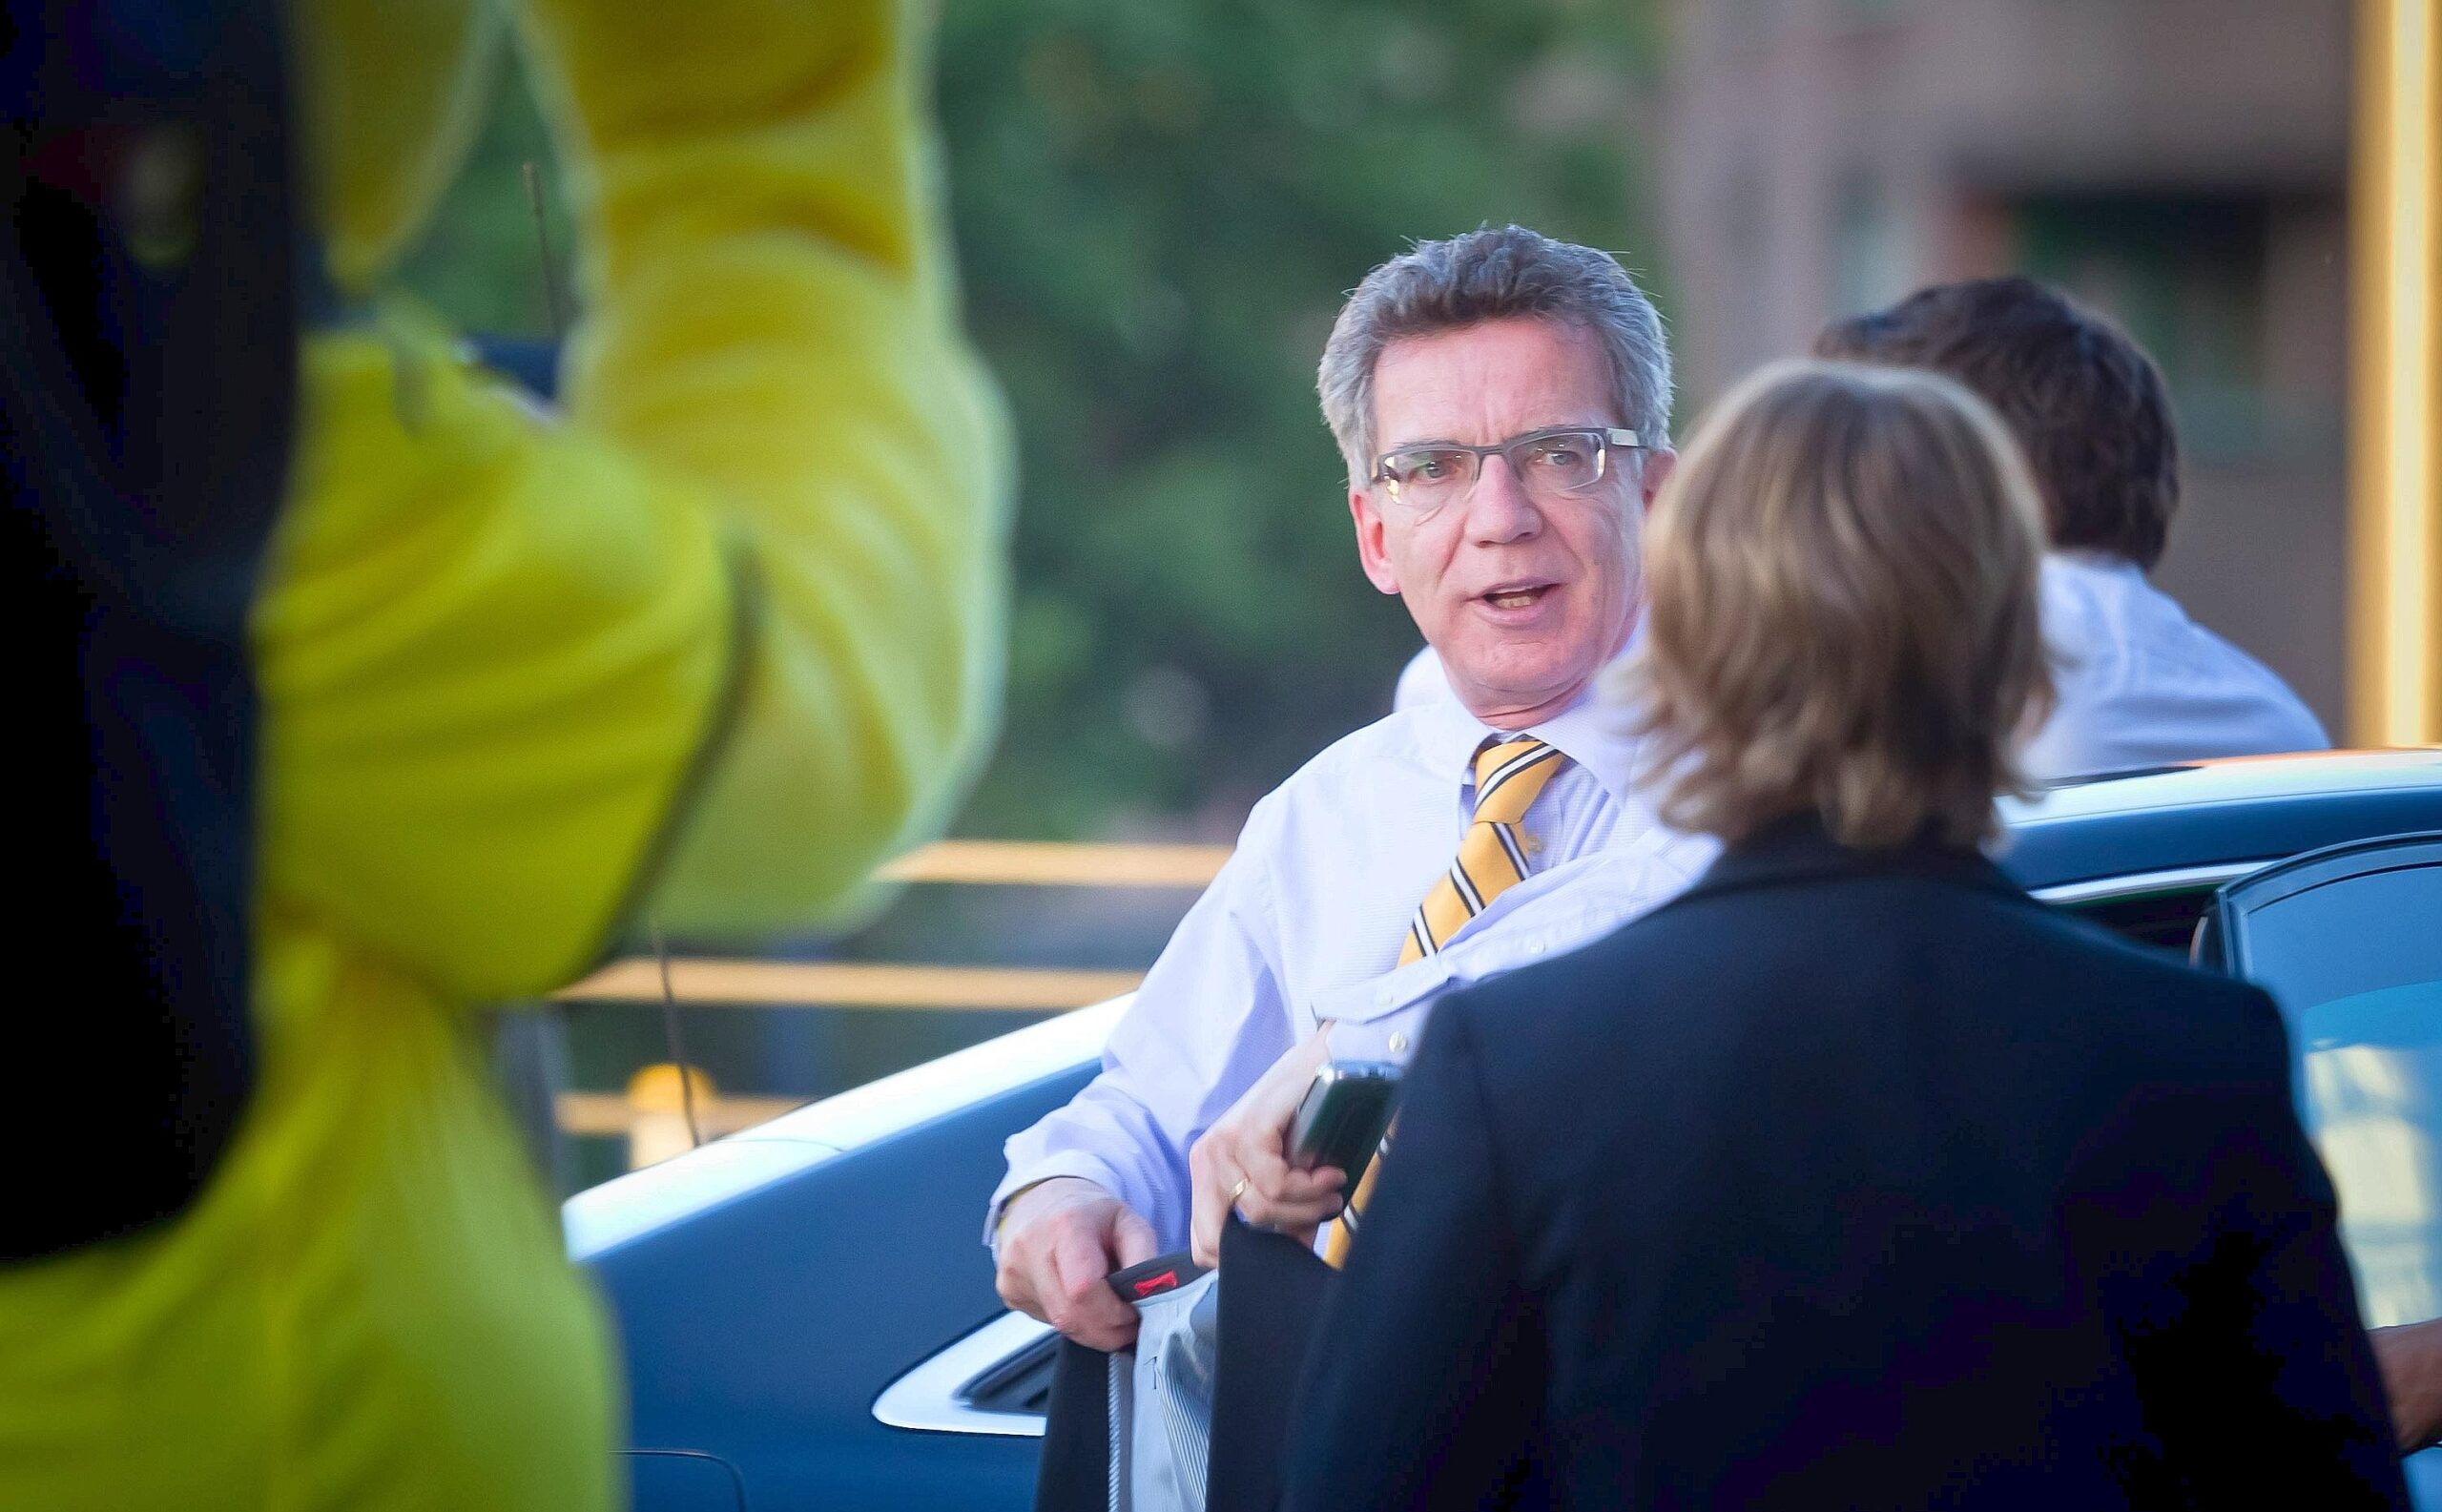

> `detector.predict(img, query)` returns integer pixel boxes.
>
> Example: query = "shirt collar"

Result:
[1528,695,1644,805]
[1416,682,1645,807]
[2047,549,2147,585]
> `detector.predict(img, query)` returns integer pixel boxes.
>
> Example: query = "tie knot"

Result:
[1471,737,1562,825]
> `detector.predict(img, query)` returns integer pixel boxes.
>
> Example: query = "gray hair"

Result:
[1317,225,1673,484]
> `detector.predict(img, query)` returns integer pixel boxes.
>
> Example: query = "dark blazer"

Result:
[1285,815,2408,1511]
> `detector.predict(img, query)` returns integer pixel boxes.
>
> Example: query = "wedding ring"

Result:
[1229,1177,1249,1207]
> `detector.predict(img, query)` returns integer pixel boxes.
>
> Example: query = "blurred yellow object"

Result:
[624,1064,715,1169]
[0,0,1009,1507]
[555,1087,802,1143]
[2353,0,2442,746]
[626,1062,717,1113]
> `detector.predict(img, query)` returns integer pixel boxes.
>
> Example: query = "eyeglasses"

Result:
[1371,426,1645,515]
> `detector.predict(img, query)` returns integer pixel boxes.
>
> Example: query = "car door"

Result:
[2212,833,2442,1500]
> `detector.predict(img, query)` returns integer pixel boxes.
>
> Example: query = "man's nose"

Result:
[1464,453,1543,544]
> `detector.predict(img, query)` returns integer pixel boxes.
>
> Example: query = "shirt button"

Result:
[1375,987,1395,1007]
[1388,1031,1409,1054]
[1528,940,1547,956]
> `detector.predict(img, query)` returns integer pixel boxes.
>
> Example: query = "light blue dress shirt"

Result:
[2020,553,2328,778]
[989,691,1717,1250]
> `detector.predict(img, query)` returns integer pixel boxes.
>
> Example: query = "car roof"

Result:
[1999,750,2442,889]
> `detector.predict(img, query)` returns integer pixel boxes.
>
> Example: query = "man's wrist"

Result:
[990,1179,1049,1248]
[991,1175,1103,1251]
[988,1204,1015,1249]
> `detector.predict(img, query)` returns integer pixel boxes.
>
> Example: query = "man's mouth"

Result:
[1480,582,1556,611]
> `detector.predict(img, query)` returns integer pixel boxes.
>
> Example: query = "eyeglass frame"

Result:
[1367,425,1647,514]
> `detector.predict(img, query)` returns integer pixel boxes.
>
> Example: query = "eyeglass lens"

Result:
[1379,430,1608,509]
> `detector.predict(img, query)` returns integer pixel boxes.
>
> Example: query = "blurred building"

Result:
[1662,0,2352,730]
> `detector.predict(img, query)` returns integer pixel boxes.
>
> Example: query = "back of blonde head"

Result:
[1623,360,2052,849]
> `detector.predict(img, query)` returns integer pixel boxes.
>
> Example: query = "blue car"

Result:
[570,750,2442,1512]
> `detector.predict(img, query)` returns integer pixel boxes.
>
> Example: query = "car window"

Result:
[2222,847,2442,1327]
[2300,982,2442,1325]
[2061,884,2221,952]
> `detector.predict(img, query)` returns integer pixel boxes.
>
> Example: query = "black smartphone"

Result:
[1288,1060,1400,1178]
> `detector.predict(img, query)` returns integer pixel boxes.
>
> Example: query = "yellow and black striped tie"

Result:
[1324,735,1565,1266]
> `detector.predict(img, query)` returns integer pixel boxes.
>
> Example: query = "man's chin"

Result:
[1441,661,1599,727]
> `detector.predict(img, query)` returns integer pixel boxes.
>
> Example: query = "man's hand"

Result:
[2371,1317,2442,1452]
[994,1177,1159,1352]
[1187,1028,1348,1268]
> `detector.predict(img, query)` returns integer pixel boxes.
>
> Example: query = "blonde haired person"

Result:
[1286,362,2403,1512]
[1631,360,2048,846]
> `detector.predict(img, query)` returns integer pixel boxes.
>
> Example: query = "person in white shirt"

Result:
[1815,276,2328,777]
[990,226,1716,1351]
[1396,278,2330,779]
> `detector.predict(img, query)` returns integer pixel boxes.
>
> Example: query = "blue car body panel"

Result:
[595,1067,1086,1511]
[579,752,2442,1510]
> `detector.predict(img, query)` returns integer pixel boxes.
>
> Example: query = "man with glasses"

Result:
[991,226,1714,1352]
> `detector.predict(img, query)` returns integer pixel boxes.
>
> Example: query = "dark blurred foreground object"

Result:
[0,0,1010,1503]
[0,0,296,1260]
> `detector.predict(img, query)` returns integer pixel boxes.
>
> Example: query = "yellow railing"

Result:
[875,839,1231,888]
[556,960,1149,1012]
[555,1088,803,1139]
[555,839,1227,1167]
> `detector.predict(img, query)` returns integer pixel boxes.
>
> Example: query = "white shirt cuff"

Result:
[983,1150,1135,1249]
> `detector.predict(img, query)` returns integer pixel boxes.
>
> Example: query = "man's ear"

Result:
[1636,447,1678,512]
[1350,486,1401,594]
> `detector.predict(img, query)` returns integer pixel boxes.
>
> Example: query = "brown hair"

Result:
[1814,276,2179,570]
[1622,361,2052,849]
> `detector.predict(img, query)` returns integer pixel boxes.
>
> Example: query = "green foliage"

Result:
[937,0,1659,835]
[400,0,1661,839]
